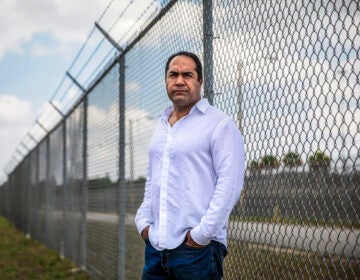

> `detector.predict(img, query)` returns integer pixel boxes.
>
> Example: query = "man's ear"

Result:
[199,79,203,86]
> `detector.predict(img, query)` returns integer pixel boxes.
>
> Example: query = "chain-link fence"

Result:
[1,0,359,279]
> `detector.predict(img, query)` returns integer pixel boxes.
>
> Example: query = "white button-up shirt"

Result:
[135,98,245,250]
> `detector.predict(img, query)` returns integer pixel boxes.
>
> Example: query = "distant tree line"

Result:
[248,150,331,172]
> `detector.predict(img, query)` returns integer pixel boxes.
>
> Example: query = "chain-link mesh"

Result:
[86,64,120,279]
[28,149,38,240]
[47,123,65,253]
[64,104,85,266]
[36,139,48,245]
[211,1,359,279]
[8,160,23,230]
[1,0,359,279]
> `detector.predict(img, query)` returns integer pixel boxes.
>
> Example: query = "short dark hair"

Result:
[165,51,203,81]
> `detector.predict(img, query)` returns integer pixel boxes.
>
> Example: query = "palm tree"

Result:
[259,155,280,169]
[307,151,331,196]
[307,150,330,173]
[247,159,261,179]
[248,160,259,171]
[282,151,303,168]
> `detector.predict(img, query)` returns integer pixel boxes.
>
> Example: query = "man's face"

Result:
[165,55,203,108]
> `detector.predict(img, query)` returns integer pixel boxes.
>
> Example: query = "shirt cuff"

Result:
[190,226,212,246]
[136,219,149,235]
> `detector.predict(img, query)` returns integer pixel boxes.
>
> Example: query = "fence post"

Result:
[27,152,33,237]
[35,146,40,238]
[203,0,214,105]
[44,136,50,246]
[62,120,68,259]
[81,97,88,270]
[24,157,29,235]
[118,56,126,280]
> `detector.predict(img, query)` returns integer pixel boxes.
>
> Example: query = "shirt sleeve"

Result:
[135,166,153,234]
[191,117,245,245]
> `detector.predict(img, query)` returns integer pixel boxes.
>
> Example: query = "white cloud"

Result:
[0,0,112,59]
[0,95,33,124]
[0,0,164,181]
[0,94,35,181]
[0,0,163,60]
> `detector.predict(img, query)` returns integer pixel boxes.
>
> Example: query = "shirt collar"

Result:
[195,98,210,114]
[161,98,210,120]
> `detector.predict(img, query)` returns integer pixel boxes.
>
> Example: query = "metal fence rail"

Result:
[0,0,359,279]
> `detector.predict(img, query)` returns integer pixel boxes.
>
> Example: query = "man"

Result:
[135,51,245,279]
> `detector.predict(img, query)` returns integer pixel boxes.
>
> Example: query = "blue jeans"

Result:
[142,239,227,280]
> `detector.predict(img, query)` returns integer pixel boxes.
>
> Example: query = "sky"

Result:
[0,0,358,184]
[0,0,160,183]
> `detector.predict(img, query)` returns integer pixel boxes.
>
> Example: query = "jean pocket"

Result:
[183,242,210,250]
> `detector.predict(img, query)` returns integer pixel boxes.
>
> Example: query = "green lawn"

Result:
[0,216,91,280]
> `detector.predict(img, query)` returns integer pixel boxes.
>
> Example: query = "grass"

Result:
[125,226,145,279]
[0,216,91,280]
[223,240,360,279]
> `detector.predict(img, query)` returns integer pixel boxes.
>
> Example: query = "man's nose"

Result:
[175,75,185,84]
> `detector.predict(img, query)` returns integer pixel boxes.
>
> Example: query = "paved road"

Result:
[86,212,359,257]
[228,221,360,257]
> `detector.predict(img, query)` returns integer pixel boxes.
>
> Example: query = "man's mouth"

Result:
[173,90,187,94]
